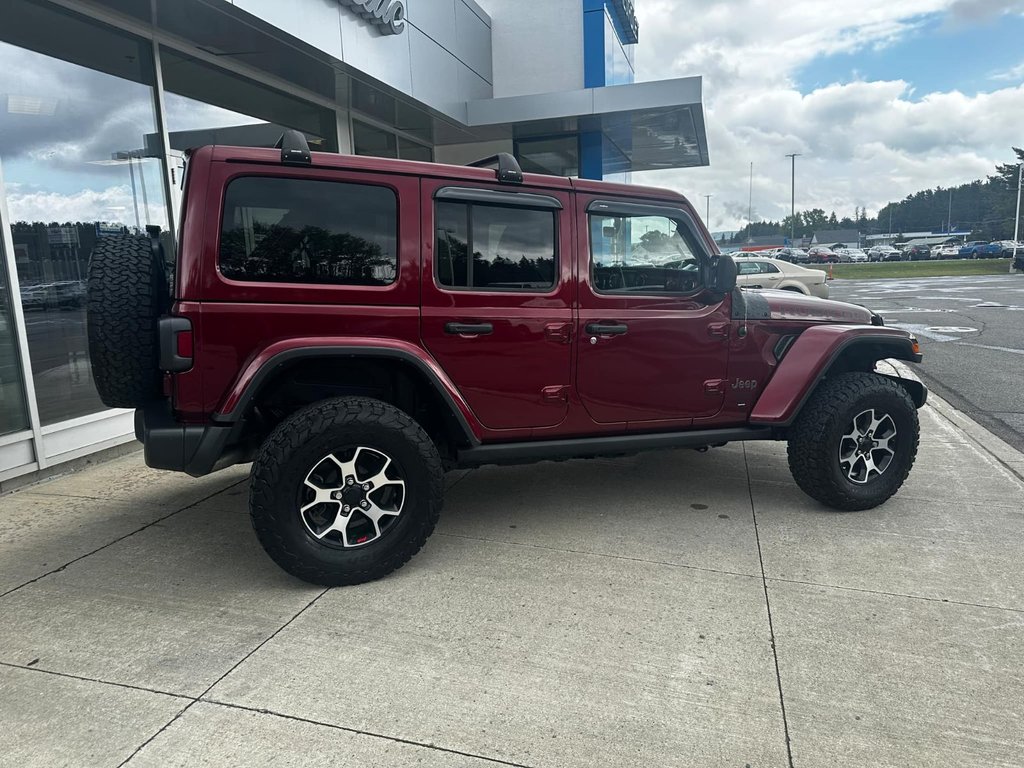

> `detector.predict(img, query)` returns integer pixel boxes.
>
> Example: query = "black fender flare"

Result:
[212,346,480,447]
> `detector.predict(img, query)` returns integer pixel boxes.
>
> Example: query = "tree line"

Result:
[727,148,1023,244]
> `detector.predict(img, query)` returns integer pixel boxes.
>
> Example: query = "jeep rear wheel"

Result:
[249,397,443,586]
[787,372,919,511]
[86,234,167,408]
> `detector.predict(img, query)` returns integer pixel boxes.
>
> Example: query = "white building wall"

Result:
[229,0,494,121]
[484,0,584,98]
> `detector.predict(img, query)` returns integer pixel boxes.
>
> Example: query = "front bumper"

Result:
[135,401,236,477]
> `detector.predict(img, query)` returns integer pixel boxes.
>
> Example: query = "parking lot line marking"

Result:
[955,342,1024,355]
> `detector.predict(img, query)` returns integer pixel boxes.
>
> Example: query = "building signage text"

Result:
[339,0,406,35]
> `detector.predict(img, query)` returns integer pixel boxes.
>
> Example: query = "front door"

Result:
[420,181,574,431]
[576,199,731,424]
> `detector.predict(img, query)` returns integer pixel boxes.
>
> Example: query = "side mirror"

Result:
[710,254,737,294]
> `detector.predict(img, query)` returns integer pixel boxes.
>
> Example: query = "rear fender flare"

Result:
[749,326,923,427]
[212,340,481,445]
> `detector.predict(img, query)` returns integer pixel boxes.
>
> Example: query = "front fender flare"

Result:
[749,325,923,427]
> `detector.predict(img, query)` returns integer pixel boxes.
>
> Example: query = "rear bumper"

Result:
[135,401,237,477]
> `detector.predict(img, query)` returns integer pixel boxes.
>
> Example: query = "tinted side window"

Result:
[589,214,701,294]
[435,202,556,291]
[220,177,398,286]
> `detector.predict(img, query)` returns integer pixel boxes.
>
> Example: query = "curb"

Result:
[889,359,1024,484]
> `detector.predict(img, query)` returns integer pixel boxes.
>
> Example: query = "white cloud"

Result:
[631,0,1024,231]
[6,185,167,230]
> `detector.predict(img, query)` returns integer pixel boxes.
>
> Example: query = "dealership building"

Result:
[0,0,708,483]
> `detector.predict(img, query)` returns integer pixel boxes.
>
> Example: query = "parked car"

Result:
[734,257,829,298]
[19,285,47,311]
[807,246,840,264]
[84,133,927,586]
[932,244,961,259]
[959,241,1000,259]
[774,247,810,264]
[867,245,901,262]
[836,248,868,263]
[1014,251,1024,272]
[994,240,1023,258]
[905,244,931,261]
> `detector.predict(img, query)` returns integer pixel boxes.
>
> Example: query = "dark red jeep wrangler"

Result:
[87,132,926,586]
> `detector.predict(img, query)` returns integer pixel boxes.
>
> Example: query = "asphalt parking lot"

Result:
[1,397,1022,768]
[831,273,1024,452]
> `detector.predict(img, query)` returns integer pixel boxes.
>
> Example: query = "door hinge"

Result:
[542,385,570,402]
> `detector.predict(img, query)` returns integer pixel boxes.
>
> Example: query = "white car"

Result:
[734,257,829,298]
[932,244,961,259]
[837,248,868,263]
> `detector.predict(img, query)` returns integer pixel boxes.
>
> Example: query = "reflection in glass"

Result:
[0,239,30,436]
[436,202,556,291]
[354,121,432,162]
[516,136,579,177]
[220,177,398,286]
[589,214,700,294]
[160,48,338,152]
[0,14,167,425]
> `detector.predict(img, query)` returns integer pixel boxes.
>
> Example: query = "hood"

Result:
[735,288,875,325]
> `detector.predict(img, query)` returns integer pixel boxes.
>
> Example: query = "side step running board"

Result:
[456,427,776,468]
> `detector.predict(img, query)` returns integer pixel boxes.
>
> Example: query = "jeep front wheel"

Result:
[787,372,919,511]
[249,397,443,586]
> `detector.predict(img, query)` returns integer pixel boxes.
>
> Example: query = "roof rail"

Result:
[275,130,311,166]
[467,152,523,185]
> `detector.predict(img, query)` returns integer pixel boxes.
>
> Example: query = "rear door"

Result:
[420,181,574,431]
[575,198,731,425]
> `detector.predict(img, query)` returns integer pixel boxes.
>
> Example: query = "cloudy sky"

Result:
[632,0,1024,233]
[2,0,1022,232]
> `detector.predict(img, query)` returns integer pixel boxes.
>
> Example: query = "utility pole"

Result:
[785,153,800,243]
[947,188,953,234]
[704,194,712,227]
[888,207,893,244]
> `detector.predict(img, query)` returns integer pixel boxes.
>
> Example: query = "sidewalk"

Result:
[1,398,1022,767]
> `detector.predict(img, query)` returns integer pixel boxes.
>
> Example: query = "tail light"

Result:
[158,316,193,372]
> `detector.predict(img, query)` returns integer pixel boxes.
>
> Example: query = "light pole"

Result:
[1014,163,1022,262]
[785,153,801,243]
[747,162,753,242]
[947,188,952,234]
[704,194,712,226]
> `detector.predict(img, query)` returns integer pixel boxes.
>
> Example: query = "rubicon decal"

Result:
[339,0,406,35]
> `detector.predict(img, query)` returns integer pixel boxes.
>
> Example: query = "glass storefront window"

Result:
[353,120,432,162]
[160,48,338,154]
[516,136,579,177]
[0,0,168,426]
[0,233,29,436]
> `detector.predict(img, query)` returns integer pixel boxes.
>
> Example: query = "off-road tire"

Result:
[787,372,919,511]
[249,397,443,586]
[86,234,166,407]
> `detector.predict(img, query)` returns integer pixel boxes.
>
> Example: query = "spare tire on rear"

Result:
[87,233,167,408]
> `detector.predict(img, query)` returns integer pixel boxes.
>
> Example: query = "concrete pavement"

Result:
[1,399,1022,767]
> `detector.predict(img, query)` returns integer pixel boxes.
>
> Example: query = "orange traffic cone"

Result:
[828,263,834,280]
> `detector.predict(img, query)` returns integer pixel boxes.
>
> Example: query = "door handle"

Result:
[445,321,494,335]
[585,322,628,336]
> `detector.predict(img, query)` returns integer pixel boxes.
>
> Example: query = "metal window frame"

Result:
[0,157,46,469]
